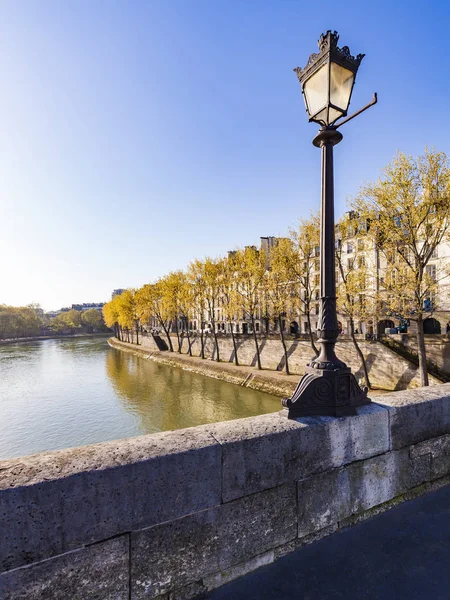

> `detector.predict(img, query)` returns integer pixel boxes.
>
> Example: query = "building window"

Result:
[255,322,260,332]
[314,246,320,257]
[347,242,354,254]
[431,247,438,259]
[426,265,437,281]
[315,304,319,315]
[348,258,354,270]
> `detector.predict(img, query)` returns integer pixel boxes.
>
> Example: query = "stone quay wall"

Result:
[126,331,439,391]
[388,333,450,377]
[1,385,450,599]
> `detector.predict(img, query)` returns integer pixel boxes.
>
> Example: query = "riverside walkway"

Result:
[206,484,450,600]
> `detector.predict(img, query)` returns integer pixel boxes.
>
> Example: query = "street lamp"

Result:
[283,31,377,418]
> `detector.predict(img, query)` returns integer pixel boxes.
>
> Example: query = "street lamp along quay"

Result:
[282,31,377,418]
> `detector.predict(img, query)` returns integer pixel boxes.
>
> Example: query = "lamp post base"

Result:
[282,366,370,418]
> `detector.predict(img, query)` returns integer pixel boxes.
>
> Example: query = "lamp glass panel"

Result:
[328,107,343,124]
[303,63,328,118]
[330,63,354,112]
[313,107,329,124]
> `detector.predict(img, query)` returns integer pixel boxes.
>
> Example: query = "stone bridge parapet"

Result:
[1,385,450,599]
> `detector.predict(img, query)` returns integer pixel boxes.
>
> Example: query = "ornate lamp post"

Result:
[283,31,377,418]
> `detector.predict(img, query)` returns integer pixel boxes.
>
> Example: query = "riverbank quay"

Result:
[0,332,110,345]
[109,337,301,398]
[1,384,450,599]
[109,337,415,397]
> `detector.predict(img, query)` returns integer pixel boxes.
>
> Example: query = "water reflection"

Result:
[105,348,280,432]
[0,337,279,459]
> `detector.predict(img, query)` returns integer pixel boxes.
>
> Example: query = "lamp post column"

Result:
[311,126,345,370]
[282,126,369,418]
[283,29,375,418]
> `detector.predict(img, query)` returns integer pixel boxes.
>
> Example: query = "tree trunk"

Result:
[230,326,239,366]
[416,313,429,387]
[349,316,371,389]
[161,323,173,352]
[211,322,220,362]
[250,315,262,370]
[278,314,290,375]
[135,322,139,345]
[200,326,205,359]
[186,328,192,356]
[306,310,319,356]
[174,319,181,353]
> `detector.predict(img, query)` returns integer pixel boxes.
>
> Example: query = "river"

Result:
[0,336,280,460]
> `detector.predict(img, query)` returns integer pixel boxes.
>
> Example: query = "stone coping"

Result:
[1,383,449,489]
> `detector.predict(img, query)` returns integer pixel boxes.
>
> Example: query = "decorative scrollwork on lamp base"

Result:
[282,366,369,418]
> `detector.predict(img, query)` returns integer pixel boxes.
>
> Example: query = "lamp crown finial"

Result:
[294,31,365,82]
[318,30,339,52]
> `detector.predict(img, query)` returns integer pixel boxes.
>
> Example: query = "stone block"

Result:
[379,385,450,449]
[167,581,208,600]
[209,405,389,503]
[0,536,129,600]
[298,469,351,537]
[209,413,335,502]
[0,427,221,571]
[202,551,274,593]
[346,450,414,513]
[130,483,296,599]
[297,449,427,539]
[410,434,450,480]
[323,403,390,465]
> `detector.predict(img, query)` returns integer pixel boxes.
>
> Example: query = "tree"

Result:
[354,149,450,386]
[266,238,297,374]
[135,282,174,352]
[289,214,320,356]
[177,271,195,356]
[233,246,267,370]
[0,305,43,339]
[335,214,375,388]
[81,308,102,330]
[188,259,208,359]
[65,309,82,328]
[116,289,139,344]
[217,255,241,366]
[203,257,222,361]
[103,296,121,339]
[49,309,82,332]
[159,272,186,353]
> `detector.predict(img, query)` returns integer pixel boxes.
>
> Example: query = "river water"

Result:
[0,336,280,460]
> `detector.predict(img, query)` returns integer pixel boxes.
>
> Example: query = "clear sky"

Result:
[1,0,449,311]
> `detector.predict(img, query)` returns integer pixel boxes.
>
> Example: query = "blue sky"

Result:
[1,0,449,310]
